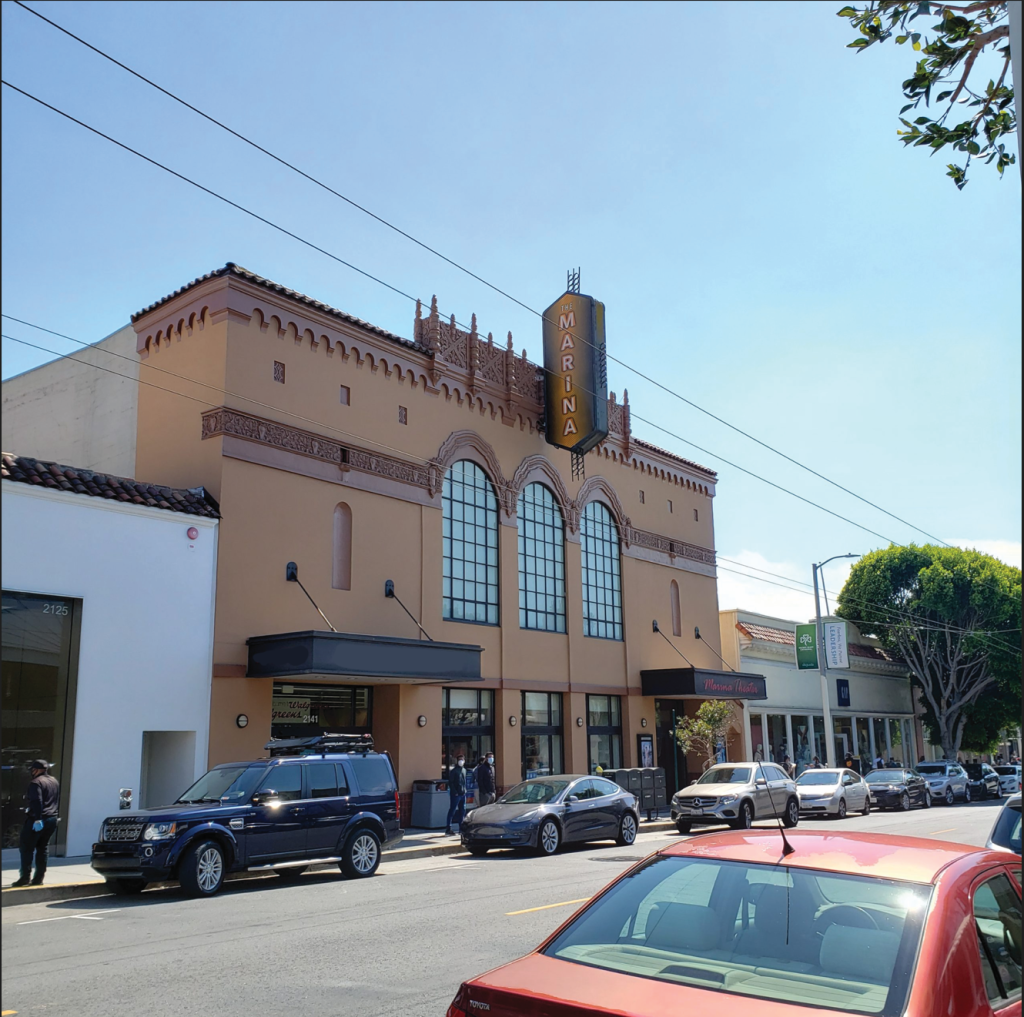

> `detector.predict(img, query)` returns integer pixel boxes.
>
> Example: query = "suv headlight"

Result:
[720,794,738,804]
[143,821,182,841]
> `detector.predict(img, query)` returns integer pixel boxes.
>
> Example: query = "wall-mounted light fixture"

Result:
[417,715,427,727]
[576,717,584,728]
[641,717,648,728]
[236,714,249,729]
[509,715,518,727]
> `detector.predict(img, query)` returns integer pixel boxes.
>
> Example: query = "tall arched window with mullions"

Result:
[517,483,566,632]
[580,500,623,640]
[442,460,499,624]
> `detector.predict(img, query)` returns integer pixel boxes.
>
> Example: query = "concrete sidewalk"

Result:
[2,819,676,906]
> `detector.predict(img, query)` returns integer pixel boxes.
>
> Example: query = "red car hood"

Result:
[458,952,838,1017]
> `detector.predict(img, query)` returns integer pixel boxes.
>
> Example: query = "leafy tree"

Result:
[837,544,1021,760]
[838,1,1015,188]
[675,700,736,771]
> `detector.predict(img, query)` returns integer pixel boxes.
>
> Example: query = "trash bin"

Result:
[411,779,449,828]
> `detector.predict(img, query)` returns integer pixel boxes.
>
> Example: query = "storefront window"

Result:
[2,591,80,852]
[521,692,563,780]
[750,712,765,762]
[442,689,494,775]
[587,694,622,773]
[791,716,813,775]
[766,714,788,766]
[872,717,888,764]
[855,717,871,773]
[271,682,371,739]
[888,717,905,765]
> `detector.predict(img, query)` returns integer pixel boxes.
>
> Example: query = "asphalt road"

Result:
[1,798,1006,1017]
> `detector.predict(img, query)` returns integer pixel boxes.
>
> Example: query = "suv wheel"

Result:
[179,839,226,897]
[105,877,147,896]
[836,798,847,820]
[731,801,754,830]
[944,786,955,806]
[616,813,638,846]
[341,829,381,878]
[782,798,800,828]
[537,819,561,856]
[964,785,972,803]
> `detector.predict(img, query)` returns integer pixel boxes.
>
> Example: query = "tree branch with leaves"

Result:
[674,700,737,772]
[838,1,1016,188]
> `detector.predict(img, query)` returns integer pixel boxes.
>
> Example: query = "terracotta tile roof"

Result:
[737,621,795,644]
[2,453,220,518]
[631,437,718,480]
[131,263,428,353]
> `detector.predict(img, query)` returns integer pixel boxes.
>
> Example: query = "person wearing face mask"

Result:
[445,754,468,836]
[475,753,496,808]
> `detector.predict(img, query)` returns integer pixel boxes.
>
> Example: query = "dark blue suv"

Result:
[91,735,402,897]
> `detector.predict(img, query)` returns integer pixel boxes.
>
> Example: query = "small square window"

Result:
[339,385,350,405]
[639,490,645,504]
[668,500,673,513]
[694,508,699,522]
[398,405,408,425]
[273,361,285,384]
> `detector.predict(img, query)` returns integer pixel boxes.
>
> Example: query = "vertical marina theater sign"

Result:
[542,276,609,456]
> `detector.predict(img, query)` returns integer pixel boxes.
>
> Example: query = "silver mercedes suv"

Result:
[916,760,970,805]
[671,761,800,833]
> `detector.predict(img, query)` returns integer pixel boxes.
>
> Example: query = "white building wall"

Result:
[1,324,138,476]
[1,483,217,856]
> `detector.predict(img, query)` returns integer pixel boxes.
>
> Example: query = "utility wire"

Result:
[4,322,1018,656]
[0,77,908,550]
[8,0,960,552]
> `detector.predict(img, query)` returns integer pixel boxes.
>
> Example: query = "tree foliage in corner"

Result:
[838,1,1015,188]
[675,700,735,772]
[837,545,1021,758]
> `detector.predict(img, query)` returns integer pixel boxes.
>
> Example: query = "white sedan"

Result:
[795,767,871,818]
[994,764,1022,796]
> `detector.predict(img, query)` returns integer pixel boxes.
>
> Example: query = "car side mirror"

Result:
[566,795,580,805]
[755,778,767,787]
[251,790,278,806]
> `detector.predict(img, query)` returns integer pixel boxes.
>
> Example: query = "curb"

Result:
[2,819,677,908]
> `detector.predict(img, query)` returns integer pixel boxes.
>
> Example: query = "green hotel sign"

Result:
[795,624,818,669]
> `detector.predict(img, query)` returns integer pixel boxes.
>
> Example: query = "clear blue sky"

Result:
[2,0,1020,617]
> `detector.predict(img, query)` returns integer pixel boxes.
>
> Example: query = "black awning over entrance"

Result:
[247,630,483,682]
[641,667,767,700]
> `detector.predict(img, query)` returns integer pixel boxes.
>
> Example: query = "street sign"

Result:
[824,621,850,669]
[795,624,818,669]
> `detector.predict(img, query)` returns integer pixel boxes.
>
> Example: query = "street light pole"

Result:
[812,553,860,769]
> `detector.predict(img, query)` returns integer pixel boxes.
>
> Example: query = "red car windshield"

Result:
[544,855,932,1015]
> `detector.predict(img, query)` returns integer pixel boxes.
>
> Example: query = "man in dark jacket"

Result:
[475,753,496,808]
[12,759,60,887]
[445,754,468,836]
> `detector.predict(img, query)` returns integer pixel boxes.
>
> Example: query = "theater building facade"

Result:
[12,263,765,813]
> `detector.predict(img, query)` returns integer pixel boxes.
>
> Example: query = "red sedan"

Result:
[446,830,1022,1017]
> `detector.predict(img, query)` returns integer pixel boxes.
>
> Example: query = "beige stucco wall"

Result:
[2,324,138,475]
[130,274,727,792]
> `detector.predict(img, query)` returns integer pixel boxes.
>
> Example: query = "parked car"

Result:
[987,793,1021,858]
[961,762,1003,800]
[445,829,1023,1017]
[864,767,932,811]
[795,768,871,818]
[917,760,970,805]
[994,765,1023,796]
[671,762,799,833]
[91,734,402,897]
[459,775,638,856]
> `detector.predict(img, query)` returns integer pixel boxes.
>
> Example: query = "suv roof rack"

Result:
[265,733,375,757]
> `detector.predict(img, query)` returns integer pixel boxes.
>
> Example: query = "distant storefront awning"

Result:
[641,667,767,701]
[247,630,483,683]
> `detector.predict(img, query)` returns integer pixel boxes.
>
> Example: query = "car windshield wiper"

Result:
[197,796,223,803]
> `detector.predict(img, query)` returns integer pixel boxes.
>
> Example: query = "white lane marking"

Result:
[18,908,121,926]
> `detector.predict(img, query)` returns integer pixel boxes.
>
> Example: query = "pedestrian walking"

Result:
[12,760,60,887]
[810,756,823,769]
[474,753,496,808]
[782,755,796,778]
[874,754,884,770]
[445,754,468,835]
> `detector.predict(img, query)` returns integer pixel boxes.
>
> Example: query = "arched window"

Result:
[332,502,352,590]
[670,579,681,637]
[443,460,499,624]
[517,483,566,632]
[580,501,622,640]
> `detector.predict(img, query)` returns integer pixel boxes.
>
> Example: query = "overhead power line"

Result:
[8,0,959,552]
[3,322,1018,657]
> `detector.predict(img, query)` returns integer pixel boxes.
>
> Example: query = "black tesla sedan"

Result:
[460,775,639,856]
[864,768,932,811]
